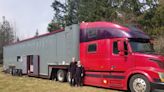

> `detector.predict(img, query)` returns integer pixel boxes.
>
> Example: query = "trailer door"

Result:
[22,56,27,74]
[33,55,39,76]
[27,55,40,76]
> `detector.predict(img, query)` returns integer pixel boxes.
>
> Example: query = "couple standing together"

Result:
[69,57,84,87]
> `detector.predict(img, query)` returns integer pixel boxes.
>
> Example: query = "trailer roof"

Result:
[4,29,64,47]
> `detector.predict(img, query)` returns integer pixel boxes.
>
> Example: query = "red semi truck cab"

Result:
[80,22,164,91]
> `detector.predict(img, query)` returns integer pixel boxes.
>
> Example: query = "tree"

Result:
[137,0,164,36]
[65,0,79,25]
[16,37,20,42]
[48,0,65,32]
[77,0,115,22]
[49,0,159,25]
[0,16,15,64]
[48,0,79,32]
[48,21,61,32]
[49,0,162,36]
[35,29,39,37]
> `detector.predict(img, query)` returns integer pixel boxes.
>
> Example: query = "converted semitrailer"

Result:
[3,24,80,77]
[3,22,164,92]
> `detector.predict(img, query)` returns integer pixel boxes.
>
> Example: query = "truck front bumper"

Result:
[151,82,164,90]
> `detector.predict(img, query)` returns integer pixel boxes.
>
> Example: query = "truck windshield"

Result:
[129,39,155,53]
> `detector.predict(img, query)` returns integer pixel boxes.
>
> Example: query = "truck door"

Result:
[110,39,133,72]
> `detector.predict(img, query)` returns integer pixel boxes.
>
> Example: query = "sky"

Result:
[0,0,54,40]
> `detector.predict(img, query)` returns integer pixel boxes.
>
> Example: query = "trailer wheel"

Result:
[67,72,71,83]
[129,74,150,92]
[57,70,66,82]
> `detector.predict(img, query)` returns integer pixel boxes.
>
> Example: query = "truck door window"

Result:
[113,41,119,54]
[124,41,128,55]
[88,44,97,52]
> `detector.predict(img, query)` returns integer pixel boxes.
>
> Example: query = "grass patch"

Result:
[0,66,121,92]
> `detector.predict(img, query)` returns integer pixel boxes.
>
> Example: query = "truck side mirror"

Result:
[118,41,125,56]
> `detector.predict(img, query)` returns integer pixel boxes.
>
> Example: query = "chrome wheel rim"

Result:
[133,78,147,92]
[58,72,64,81]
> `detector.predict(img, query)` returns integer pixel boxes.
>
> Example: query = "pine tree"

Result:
[0,16,15,64]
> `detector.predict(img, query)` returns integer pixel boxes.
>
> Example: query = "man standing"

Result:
[69,57,77,86]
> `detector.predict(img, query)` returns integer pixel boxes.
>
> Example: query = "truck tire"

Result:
[67,72,71,83]
[129,74,151,92]
[57,70,66,82]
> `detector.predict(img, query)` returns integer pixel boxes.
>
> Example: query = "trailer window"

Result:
[17,56,21,62]
[88,44,97,52]
[113,42,119,54]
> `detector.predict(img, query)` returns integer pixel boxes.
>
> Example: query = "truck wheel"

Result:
[67,72,71,83]
[129,74,150,92]
[57,70,66,82]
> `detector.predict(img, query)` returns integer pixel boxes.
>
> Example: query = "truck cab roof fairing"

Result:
[80,22,150,42]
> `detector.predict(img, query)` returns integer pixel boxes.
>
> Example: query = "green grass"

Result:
[0,65,162,92]
[0,65,121,92]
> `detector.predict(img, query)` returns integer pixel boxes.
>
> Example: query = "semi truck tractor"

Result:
[3,21,164,92]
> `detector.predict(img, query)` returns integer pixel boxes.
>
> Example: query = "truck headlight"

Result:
[158,72,164,82]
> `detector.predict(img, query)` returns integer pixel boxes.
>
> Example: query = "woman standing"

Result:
[75,61,84,87]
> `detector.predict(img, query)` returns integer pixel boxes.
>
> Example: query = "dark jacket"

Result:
[69,62,77,74]
[75,66,84,77]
